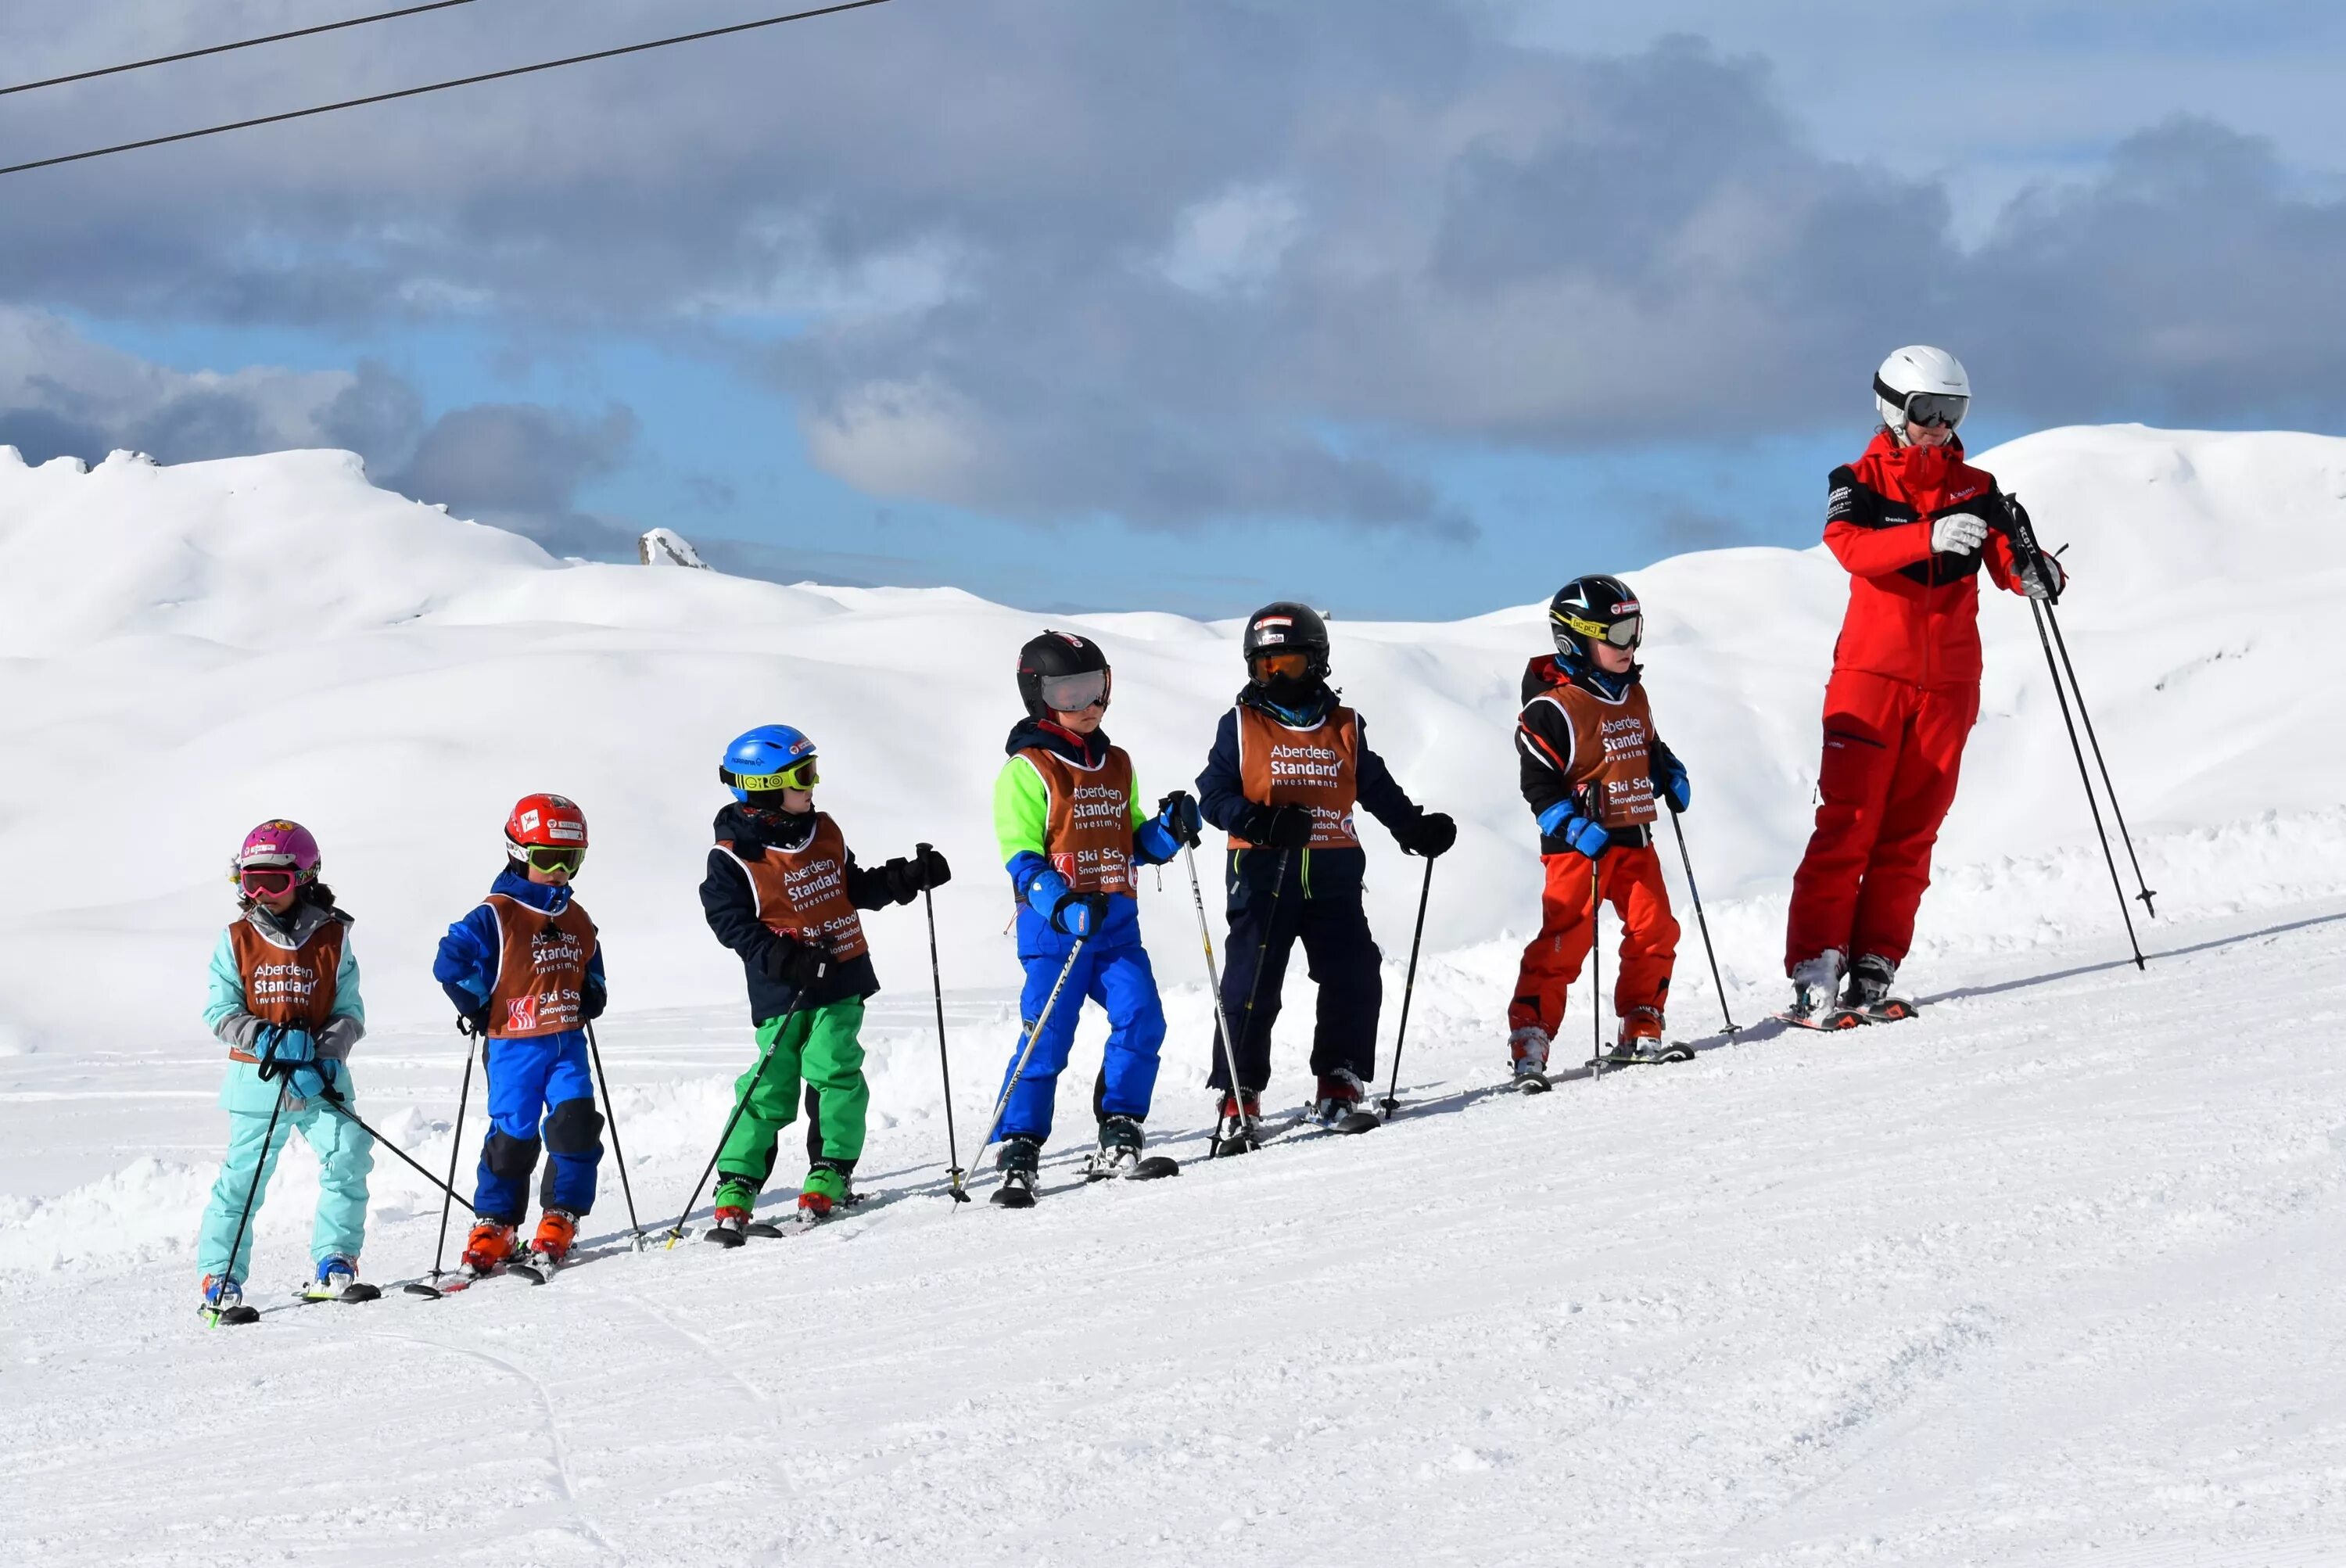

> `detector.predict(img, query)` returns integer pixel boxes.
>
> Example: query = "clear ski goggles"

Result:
[236,867,304,899]
[1038,669,1110,712]
[1556,610,1644,649]
[518,845,586,874]
[1898,391,1968,430]
[724,756,820,792]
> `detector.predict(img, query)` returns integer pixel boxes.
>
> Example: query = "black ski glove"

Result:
[1397,811,1457,858]
[456,1005,493,1039]
[1245,803,1315,849]
[580,976,608,1021]
[761,936,831,989]
[881,846,953,902]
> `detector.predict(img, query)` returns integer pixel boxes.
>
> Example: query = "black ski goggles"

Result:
[1878,379,1969,431]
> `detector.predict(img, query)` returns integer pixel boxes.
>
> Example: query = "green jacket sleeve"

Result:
[994,755,1050,868]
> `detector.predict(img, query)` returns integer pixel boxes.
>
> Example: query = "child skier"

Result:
[1195,604,1455,1143]
[434,794,607,1275]
[986,631,1200,1206]
[1509,574,1688,1080]
[698,724,949,1243]
[197,820,374,1322]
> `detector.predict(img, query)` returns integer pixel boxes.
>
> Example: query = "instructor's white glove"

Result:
[2019,555,2066,602]
[1930,512,1989,555]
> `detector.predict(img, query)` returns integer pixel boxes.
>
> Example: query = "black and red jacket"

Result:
[1824,432,2027,687]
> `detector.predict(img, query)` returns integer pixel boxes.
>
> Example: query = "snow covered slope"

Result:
[2,425,2342,1052]
[5,428,2346,1564]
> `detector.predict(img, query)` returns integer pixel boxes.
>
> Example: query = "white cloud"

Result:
[1153,182,1305,296]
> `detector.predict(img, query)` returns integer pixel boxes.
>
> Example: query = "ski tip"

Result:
[506,1263,547,1285]
[1336,1111,1382,1135]
[400,1281,443,1299]
[988,1187,1037,1209]
[1131,1155,1182,1179]
[343,1283,383,1303]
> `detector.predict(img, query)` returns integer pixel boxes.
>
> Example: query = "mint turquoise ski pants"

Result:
[196,1060,374,1283]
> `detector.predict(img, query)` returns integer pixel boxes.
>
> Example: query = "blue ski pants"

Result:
[995,924,1165,1143]
[474,1032,602,1222]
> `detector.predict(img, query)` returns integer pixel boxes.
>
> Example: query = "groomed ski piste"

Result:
[5,425,2346,1565]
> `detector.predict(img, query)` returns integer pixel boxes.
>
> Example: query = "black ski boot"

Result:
[1843,953,1919,1022]
[991,1135,1042,1207]
[1085,1114,1144,1179]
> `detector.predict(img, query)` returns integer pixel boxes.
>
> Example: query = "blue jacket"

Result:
[1196,686,1429,904]
[434,868,608,1027]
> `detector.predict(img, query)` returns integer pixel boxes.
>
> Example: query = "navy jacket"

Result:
[699,803,905,1023]
[1195,685,1429,905]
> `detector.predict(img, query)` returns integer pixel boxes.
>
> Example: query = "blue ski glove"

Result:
[285,1061,341,1103]
[1024,870,1107,938]
[262,1026,317,1064]
[1649,741,1690,816]
[1155,791,1203,849]
[1536,799,1610,860]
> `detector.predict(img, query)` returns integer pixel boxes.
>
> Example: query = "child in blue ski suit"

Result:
[433,793,607,1273]
[986,630,1202,1204]
[196,820,372,1319]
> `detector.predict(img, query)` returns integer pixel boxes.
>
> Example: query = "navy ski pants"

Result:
[1210,886,1383,1093]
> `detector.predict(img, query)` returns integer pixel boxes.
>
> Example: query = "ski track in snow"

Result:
[8,901,2346,1566]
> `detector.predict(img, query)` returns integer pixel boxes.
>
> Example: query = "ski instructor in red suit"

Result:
[1782,347,2065,1024]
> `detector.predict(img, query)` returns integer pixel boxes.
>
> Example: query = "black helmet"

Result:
[1548,574,1642,666]
[1016,629,1111,719]
[1241,602,1332,680]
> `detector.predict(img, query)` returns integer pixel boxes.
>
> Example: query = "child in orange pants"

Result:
[1508,574,1686,1077]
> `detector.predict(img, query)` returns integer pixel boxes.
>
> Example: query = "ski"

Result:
[1775,1006,1869,1032]
[1083,1154,1181,1183]
[1588,1041,1696,1075]
[202,1304,260,1327]
[293,1282,382,1304]
[1856,997,1921,1024]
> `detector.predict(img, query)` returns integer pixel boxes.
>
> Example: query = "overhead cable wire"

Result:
[0,0,891,179]
[2,0,482,99]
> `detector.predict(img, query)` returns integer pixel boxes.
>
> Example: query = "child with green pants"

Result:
[696,723,949,1241]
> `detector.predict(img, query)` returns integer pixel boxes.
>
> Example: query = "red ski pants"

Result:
[1509,843,1679,1038]
[1783,669,1980,974]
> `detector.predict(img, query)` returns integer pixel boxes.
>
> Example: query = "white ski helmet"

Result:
[1873,345,1971,444]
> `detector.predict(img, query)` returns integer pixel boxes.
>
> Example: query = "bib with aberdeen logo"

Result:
[484,892,597,1039]
[716,814,870,963]
[1229,703,1361,850]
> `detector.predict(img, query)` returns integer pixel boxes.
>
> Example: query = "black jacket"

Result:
[1515,654,1676,855]
[699,803,905,1023]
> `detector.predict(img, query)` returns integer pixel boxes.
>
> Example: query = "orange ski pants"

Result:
[1509,842,1680,1038]
[1783,669,1980,974]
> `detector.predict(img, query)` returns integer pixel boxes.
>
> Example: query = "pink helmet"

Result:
[232,819,321,881]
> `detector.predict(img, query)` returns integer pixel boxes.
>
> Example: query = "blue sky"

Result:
[3,2,2342,619]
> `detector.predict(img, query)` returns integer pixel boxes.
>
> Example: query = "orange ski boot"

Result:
[461,1220,515,1274]
[530,1208,578,1267]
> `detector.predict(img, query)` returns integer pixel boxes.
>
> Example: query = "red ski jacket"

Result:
[1823,432,2025,687]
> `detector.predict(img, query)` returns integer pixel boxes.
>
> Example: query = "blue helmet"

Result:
[719,724,819,802]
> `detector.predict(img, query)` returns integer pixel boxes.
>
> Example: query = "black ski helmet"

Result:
[1016,629,1111,719]
[1241,602,1332,681]
[1548,574,1643,665]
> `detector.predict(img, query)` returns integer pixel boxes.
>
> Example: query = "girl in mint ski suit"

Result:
[196,820,373,1311]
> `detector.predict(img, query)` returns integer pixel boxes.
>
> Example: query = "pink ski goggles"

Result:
[237,867,304,899]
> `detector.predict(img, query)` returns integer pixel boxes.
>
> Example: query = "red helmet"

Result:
[504,793,589,863]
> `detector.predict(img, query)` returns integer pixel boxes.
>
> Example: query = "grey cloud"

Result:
[383,402,640,558]
[2,5,2343,535]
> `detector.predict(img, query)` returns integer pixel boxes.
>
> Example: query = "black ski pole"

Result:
[1666,811,1739,1033]
[969,935,1089,1186]
[2003,493,2151,963]
[1376,855,1435,1116]
[2030,597,2146,969]
[1181,843,1251,1153]
[916,841,970,1203]
[1590,849,1604,1066]
[662,992,812,1247]
[585,1021,643,1243]
[1215,845,1290,1156]
[2040,602,2158,917]
[311,1089,480,1213]
[207,1032,293,1325]
[406,1024,477,1297]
